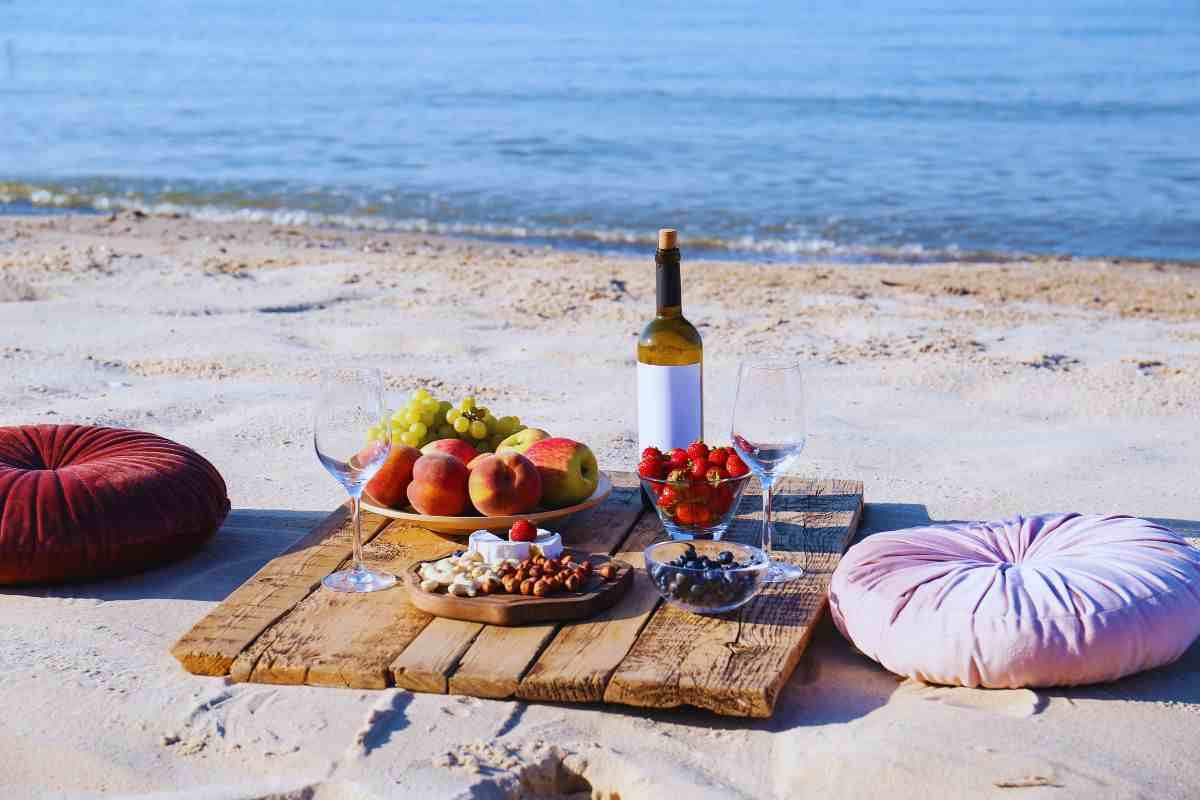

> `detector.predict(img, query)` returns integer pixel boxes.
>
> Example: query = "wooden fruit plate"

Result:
[405,549,633,626]
[362,472,613,535]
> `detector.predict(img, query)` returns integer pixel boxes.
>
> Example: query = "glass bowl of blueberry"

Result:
[644,540,768,615]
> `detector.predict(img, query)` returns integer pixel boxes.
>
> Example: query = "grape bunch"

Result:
[368,388,526,453]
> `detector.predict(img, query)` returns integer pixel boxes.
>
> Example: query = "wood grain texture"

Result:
[390,619,484,693]
[170,504,392,676]
[229,523,460,688]
[603,478,863,718]
[517,511,665,703]
[441,484,647,699]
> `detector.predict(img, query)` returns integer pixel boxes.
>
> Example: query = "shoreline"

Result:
[2,210,1200,798]
[4,190,1199,268]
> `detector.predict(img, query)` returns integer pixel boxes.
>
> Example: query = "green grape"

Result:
[400,431,421,447]
[476,405,489,419]
[453,416,471,434]
[414,388,430,401]
[438,400,452,415]
[421,410,436,426]
[511,417,521,430]
[446,408,461,423]
[469,420,487,439]
[409,422,428,438]
[436,424,454,439]
[460,396,476,412]
[482,411,496,427]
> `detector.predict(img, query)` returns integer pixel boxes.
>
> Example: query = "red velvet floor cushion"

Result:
[0,425,229,585]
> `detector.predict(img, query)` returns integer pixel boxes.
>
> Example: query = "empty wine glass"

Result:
[730,358,807,583]
[314,368,394,593]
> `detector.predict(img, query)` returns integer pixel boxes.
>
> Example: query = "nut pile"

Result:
[419,550,619,598]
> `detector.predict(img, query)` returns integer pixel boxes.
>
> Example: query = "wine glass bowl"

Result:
[644,540,768,614]
[314,368,396,593]
[730,359,808,584]
[640,472,752,540]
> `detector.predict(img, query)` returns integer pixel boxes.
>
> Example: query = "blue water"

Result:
[2,1,1198,261]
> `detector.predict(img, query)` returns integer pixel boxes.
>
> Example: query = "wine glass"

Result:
[730,358,807,583]
[314,368,395,593]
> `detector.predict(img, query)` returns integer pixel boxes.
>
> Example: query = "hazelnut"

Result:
[578,560,593,574]
[528,566,543,579]
[561,553,574,564]
[514,568,528,582]
[598,564,617,582]
[532,579,550,597]
[501,575,518,594]
[564,575,581,592]
[542,561,558,575]
[519,578,536,596]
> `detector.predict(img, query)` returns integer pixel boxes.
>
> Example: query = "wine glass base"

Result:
[763,560,805,584]
[323,566,397,593]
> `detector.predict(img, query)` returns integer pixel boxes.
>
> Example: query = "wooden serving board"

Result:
[406,550,633,626]
[172,472,863,718]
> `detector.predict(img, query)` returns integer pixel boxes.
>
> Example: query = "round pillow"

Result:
[0,424,229,585]
[830,514,1200,688]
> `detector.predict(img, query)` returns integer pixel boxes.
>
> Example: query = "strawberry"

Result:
[707,447,730,468]
[689,458,708,482]
[686,440,709,466]
[641,446,664,462]
[712,484,735,515]
[667,448,689,470]
[638,455,665,480]
[657,485,680,509]
[725,452,750,478]
[509,519,537,542]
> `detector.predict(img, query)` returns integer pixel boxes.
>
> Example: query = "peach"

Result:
[421,438,478,465]
[406,452,470,516]
[468,452,542,516]
[364,444,421,508]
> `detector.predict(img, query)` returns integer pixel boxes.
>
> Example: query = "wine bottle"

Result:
[637,228,703,459]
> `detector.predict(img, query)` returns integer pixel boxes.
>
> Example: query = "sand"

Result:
[2,211,1199,799]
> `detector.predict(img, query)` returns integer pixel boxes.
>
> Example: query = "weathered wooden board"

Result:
[516,510,665,704]
[172,472,863,719]
[229,523,459,688]
[604,478,863,717]
[169,505,393,676]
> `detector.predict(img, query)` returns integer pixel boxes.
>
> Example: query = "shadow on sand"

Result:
[0,508,329,603]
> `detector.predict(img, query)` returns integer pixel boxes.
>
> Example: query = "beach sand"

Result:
[2,211,1199,799]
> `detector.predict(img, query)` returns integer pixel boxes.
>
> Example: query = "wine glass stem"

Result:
[760,475,774,554]
[351,495,365,573]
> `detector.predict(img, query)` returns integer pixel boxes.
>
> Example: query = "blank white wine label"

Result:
[637,362,703,454]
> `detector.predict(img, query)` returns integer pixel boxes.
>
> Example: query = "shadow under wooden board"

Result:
[172,472,863,718]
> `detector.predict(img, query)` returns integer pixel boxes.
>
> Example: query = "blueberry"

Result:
[718,551,734,564]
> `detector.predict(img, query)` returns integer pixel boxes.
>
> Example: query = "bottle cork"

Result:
[657,228,678,249]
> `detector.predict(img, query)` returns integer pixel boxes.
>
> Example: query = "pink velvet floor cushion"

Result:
[830,514,1200,688]
[0,425,229,585]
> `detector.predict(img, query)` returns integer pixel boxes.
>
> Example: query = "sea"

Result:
[1,0,1197,262]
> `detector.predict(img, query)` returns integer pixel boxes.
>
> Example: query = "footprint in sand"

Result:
[896,679,1046,718]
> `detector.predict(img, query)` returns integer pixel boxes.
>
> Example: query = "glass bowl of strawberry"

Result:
[638,441,753,541]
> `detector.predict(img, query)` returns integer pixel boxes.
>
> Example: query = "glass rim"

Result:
[644,539,768,571]
[738,357,803,371]
[638,473,752,487]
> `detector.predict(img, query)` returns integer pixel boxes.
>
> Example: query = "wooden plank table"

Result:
[173,472,863,718]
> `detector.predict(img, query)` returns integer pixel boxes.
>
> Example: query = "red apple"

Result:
[468,452,543,516]
[406,452,470,516]
[421,438,478,465]
[523,438,599,509]
[364,444,421,508]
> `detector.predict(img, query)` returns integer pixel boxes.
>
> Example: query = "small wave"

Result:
[0,179,982,263]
